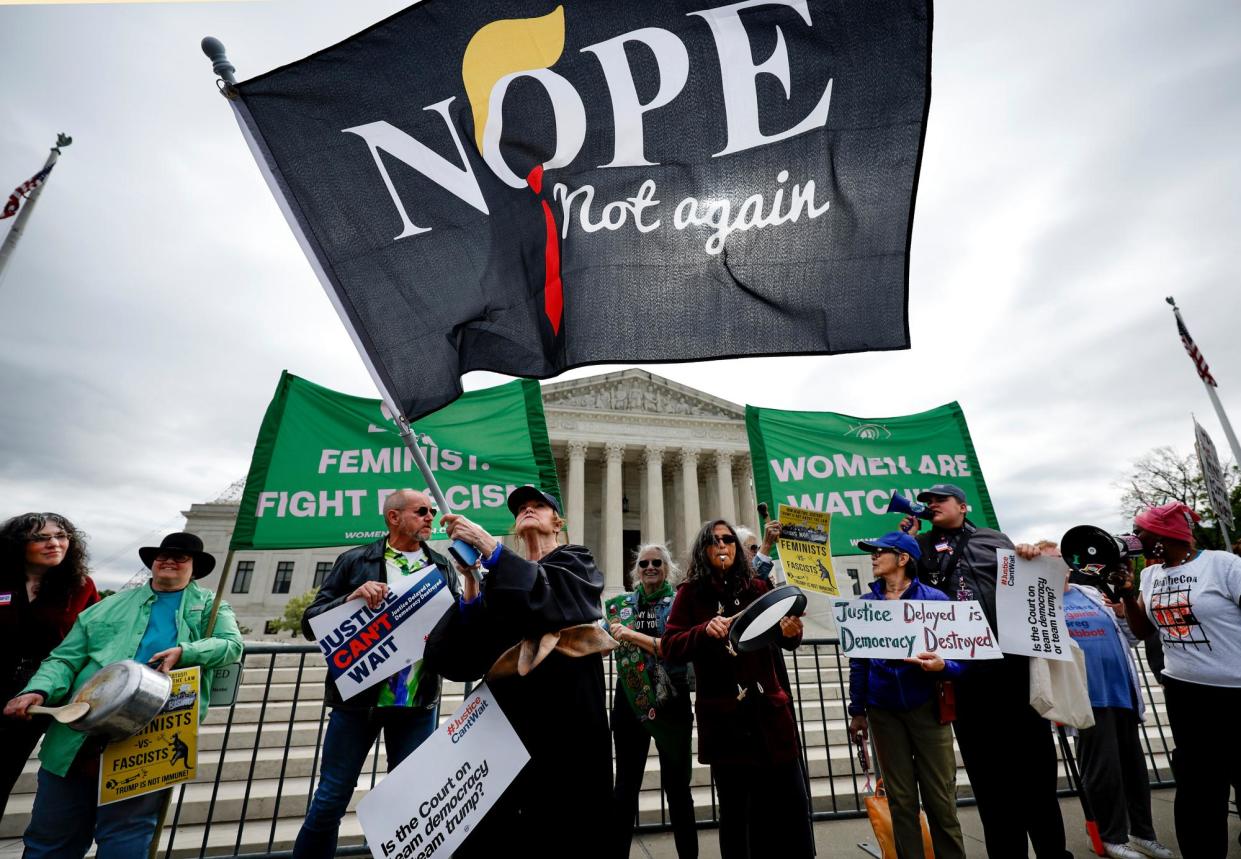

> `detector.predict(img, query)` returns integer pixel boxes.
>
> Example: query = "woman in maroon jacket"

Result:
[0,512,99,817]
[661,520,812,858]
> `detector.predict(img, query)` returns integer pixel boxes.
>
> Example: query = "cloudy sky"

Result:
[2,1,1238,589]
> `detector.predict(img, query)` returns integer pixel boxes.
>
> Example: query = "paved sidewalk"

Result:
[2,788,1235,857]
[632,788,1241,858]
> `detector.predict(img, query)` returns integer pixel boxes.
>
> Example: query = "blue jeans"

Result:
[292,706,438,859]
[24,767,167,859]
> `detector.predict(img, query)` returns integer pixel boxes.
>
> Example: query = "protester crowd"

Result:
[4,484,1239,858]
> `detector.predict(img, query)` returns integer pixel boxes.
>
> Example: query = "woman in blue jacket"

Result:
[848,532,966,859]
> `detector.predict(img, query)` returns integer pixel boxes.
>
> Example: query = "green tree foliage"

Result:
[1120,446,1240,550]
[270,588,317,636]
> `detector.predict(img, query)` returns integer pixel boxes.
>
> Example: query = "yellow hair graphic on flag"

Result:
[462,6,565,153]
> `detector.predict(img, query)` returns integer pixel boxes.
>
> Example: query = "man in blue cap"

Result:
[903,484,1071,859]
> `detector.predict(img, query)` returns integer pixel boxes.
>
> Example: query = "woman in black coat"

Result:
[425,486,611,857]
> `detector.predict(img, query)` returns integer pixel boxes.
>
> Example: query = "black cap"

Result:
[506,486,563,517]
[138,532,217,579]
[916,483,967,504]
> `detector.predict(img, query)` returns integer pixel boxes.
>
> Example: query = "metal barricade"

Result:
[150,638,1175,857]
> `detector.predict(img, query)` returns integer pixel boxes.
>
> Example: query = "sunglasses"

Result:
[637,558,663,569]
[745,544,759,553]
[155,552,192,564]
[711,534,737,546]
[409,506,438,518]
[870,548,901,557]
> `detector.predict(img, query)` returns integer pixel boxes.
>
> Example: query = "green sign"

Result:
[746,402,999,555]
[232,373,559,550]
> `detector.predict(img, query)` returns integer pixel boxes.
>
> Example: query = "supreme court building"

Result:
[184,368,863,634]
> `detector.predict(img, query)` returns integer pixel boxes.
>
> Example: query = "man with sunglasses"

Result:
[294,489,461,859]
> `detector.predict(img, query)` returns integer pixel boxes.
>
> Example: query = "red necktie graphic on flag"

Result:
[527,164,563,335]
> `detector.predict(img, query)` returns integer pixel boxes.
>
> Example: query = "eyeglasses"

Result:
[711,534,737,546]
[408,506,438,518]
[637,558,663,569]
[28,532,70,544]
[155,552,192,564]
[870,548,900,557]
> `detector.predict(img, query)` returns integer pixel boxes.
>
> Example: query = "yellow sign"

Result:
[777,504,839,596]
[99,666,199,805]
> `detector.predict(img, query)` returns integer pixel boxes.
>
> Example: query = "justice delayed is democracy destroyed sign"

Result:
[232,373,559,550]
[748,402,999,555]
[832,600,1002,660]
[231,1,931,420]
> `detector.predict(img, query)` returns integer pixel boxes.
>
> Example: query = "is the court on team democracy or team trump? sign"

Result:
[995,550,1072,661]
[831,599,1003,660]
[99,667,199,805]
[357,684,529,859]
[748,402,1000,555]
[308,565,454,699]
[231,372,560,550]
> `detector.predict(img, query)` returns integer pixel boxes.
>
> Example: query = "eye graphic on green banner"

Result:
[231,372,559,550]
[746,402,999,555]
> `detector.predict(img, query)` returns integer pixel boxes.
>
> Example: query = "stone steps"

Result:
[1,642,1177,856]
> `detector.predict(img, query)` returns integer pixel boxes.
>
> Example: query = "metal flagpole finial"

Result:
[1165,296,1178,308]
[53,134,72,153]
[201,37,238,95]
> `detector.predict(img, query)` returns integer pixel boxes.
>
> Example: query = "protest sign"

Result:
[229,2,930,420]
[357,683,528,859]
[995,550,1072,661]
[748,402,1000,555]
[232,373,559,550]
[776,503,838,596]
[1194,419,1235,529]
[832,599,1002,660]
[99,666,199,805]
[308,565,454,699]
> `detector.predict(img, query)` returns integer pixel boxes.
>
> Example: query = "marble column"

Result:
[643,445,666,545]
[679,447,701,553]
[738,458,758,527]
[715,451,736,525]
[603,442,625,591]
[566,440,588,545]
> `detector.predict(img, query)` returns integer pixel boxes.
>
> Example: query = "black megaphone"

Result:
[1060,526,1144,575]
[887,493,933,520]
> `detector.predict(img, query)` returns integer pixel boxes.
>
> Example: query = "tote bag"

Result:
[1028,639,1095,729]
[864,779,935,859]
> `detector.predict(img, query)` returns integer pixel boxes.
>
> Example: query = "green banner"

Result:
[232,373,559,550]
[746,402,999,555]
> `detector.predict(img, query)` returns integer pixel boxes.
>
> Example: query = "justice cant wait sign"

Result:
[747,401,1000,555]
[230,0,931,420]
[232,373,559,550]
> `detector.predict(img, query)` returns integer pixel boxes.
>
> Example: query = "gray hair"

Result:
[627,542,681,587]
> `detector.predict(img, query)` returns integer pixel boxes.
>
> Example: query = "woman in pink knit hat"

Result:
[1118,501,1241,859]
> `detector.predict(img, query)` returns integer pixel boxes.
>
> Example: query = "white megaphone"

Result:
[886,493,934,525]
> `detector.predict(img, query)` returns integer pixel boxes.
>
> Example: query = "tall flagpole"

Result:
[0,134,71,281]
[1168,297,1241,469]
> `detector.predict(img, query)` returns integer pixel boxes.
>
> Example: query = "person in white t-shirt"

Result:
[1118,501,1241,859]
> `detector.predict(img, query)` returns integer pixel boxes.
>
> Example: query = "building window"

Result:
[313,561,332,589]
[272,561,294,594]
[231,561,254,594]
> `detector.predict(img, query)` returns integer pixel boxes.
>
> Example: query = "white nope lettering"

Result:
[346,0,837,244]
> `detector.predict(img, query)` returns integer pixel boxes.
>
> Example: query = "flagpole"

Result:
[1168,297,1241,468]
[0,134,70,281]
[201,39,473,562]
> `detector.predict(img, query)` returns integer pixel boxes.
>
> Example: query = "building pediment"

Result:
[541,369,744,420]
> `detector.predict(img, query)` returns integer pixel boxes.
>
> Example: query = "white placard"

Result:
[308,564,454,700]
[357,683,529,859]
[832,599,1002,659]
[995,550,1072,661]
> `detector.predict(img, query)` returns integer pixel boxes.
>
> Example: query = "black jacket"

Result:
[424,544,610,856]
[302,537,459,711]
[914,520,1014,631]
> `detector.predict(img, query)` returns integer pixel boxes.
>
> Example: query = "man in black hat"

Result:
[5,532,243,859]
[293,489,461,859]
[905,484,1071,859]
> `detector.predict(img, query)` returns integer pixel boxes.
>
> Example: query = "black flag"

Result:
[232,0,931,419]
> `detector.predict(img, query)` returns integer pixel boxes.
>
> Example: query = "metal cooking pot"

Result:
[68,660,172,742]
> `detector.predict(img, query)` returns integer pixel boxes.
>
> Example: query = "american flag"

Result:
[1176,314,1218,387]
[1,164,55,220]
